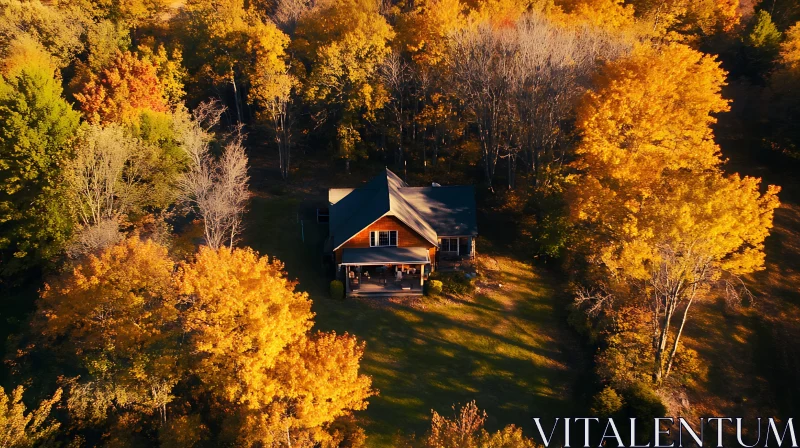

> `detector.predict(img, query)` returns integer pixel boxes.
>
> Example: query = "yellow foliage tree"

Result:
[179,246,374,446]
[554,0,635,30]
[426,401,536,448]
[394,0,468,68]
[780,21,800,72]
[628,0,740,40]
[574,43,729,193]
[294,0,394,167]
[246,20,297,179]
[571,43,780,384]
[0,386,62,448]
[183,0,283,123]
[36,237,180,422]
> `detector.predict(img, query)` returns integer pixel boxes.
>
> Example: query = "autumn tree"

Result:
[294,0,394,170]
[35,237,180,426]
[181,0,281,123]
[394,0,467,68]
[766,20,800,156]
[0,0,87,70]
[0,386,62,448]
[379,52,412,166]
[64,124,176,254]
[627,0,740,40]
[570,43,781,384]
[178,246,374,446]
[67,125,145,228]
[425,401,535,448]
[75,50,169,125]
[554,0,635,30]
[511,15,626,189]
[177,102,250,250]
[246,20,297,179]
[573,43,728,190]
[0,49,81,276]
[393,0,468,168]
[138,42,188,107]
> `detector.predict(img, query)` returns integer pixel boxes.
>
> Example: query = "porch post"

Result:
[471,237,476,258]
[420,264,424,288]
[345,265,350,294]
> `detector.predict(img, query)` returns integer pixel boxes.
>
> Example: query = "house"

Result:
[327,168,477,296]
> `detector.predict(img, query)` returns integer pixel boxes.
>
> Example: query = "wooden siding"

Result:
[335,215,436,264]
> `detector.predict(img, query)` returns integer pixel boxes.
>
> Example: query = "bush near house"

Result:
[425,279,443,297]
[429,271,475,296]
[330,280,345,300]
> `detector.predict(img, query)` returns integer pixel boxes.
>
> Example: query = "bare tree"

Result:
[449,24,519,191]
[64,124,158,255]
[177,102,251,250]
[511,15,628,189]
[379,52,412,166]
[447,14,628,190]
[66,124,148,228]
[272,0,316,33]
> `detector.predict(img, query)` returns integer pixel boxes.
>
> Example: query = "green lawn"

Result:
[242,194,587,446]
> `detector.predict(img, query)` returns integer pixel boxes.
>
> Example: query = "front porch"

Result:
[348,269,424,297]
[341,247,429,297]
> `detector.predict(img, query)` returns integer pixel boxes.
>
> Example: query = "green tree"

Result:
[744,10,782,76]
[0,54,80,276]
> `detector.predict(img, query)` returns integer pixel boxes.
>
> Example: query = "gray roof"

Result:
[398,186,478,236]
[341,247,430,265]
[329,169,477,250]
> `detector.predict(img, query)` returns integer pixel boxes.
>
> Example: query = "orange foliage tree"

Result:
[35,238,180,423]
[75,51,169,124]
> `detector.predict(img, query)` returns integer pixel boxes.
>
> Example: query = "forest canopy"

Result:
[0,0,793,446]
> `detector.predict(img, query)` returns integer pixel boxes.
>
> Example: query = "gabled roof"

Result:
[329,169,477,251]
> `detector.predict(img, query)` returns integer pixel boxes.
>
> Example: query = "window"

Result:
[440,238,459,252]
[370,230,398,247]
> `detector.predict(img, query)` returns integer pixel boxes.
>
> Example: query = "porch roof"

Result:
[341,247,430,266]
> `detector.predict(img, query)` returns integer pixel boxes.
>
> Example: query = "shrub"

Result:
[590,386,624,417]
[425,279,443,297]
[429,271,475,295]
[623,382,667,440]
[330,280,344,300]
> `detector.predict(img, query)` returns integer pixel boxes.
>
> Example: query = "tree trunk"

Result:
[230,69,242,124]
[664,295,696,378]
[653,301,675,384]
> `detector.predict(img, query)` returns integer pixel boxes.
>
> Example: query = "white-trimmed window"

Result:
[440,238,459,253]
[370,230,398,247]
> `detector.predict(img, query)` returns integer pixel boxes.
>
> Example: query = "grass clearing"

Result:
[242,192,587,446]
